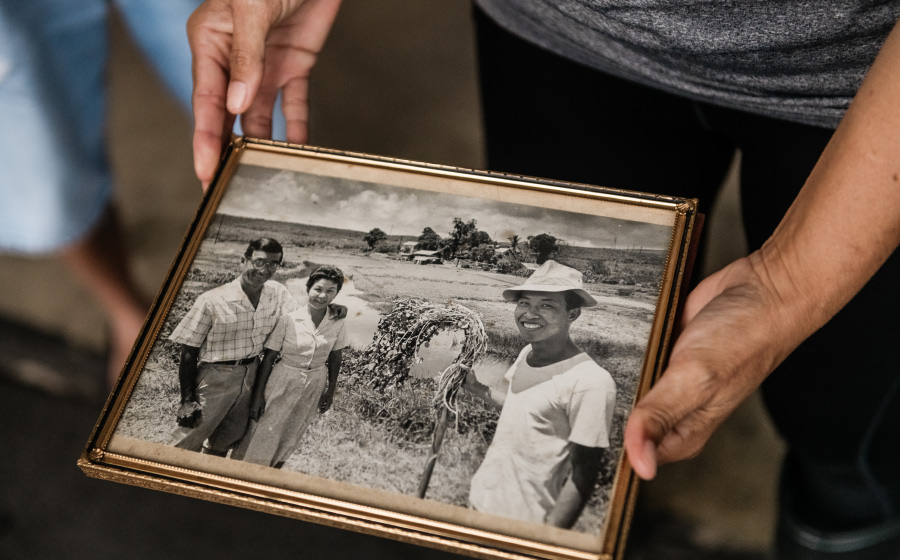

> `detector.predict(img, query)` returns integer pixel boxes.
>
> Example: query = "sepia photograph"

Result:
[83,141,697,560]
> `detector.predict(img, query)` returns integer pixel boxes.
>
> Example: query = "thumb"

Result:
[227,1,279,114]
[623,359,713,480]
[623,413,659,480]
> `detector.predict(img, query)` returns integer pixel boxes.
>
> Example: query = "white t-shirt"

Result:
[469,345,617,524]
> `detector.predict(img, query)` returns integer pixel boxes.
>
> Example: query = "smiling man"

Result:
[168,237,297,455]
[466,260,617,529]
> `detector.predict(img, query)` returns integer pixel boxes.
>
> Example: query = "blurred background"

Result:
[0,1,782,558]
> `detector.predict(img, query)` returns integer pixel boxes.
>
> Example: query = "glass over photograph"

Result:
[93,142,693,559]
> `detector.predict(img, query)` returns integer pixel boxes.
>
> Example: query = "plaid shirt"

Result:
[169,278,297,363]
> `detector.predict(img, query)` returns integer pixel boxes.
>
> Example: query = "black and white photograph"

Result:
[85,141,697,560]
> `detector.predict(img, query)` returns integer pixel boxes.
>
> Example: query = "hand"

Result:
[626,14,900,479]
[176,400,203,428]
[188,0,342,188]
[460,364,478,391]
[327,303,348,319]
[249,396,266,421]
[461,364,504,408]
[624,254,808,479]
[318,391,333,412]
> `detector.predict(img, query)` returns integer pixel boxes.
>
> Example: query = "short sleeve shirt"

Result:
[263,305,348,370]
[469,345,617,524]
[168,279,297,362]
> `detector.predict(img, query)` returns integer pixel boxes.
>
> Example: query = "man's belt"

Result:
[207,357,257,366]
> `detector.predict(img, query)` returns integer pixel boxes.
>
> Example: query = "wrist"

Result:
[751,241,834,345]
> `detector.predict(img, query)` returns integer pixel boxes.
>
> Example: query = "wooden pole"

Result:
[416,405,451,499]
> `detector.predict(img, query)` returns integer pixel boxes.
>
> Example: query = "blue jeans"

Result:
[0,0,198,253]
[0,0,283,253]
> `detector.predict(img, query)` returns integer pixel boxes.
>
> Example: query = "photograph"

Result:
[83,141,697,560]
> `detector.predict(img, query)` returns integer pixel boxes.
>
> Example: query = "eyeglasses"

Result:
[249,259,280,271]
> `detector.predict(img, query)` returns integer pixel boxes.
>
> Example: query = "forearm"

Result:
[177,345,201,402]
[756,22,900,354]
[463,375,505,409]
[253,349,279,399]
[324,349,342,397]
[626,21,900,482]
[546,444,604,528]
[546,478,587,529]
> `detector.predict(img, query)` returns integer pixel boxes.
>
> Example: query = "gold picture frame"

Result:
[79,137,699,560]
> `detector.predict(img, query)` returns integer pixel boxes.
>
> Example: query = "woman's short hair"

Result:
[244,237,284,262]
[306,265,345,293]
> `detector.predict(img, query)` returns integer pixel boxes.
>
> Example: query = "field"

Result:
[116,217,665,535]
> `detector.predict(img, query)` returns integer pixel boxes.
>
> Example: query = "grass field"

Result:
[116,219,666,536]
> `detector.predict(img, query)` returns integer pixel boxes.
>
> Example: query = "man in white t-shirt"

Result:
[465,260,616,528]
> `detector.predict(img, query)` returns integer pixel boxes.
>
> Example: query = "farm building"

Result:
[409,250,443,265]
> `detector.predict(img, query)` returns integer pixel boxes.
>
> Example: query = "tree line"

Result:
[363,217,563,265]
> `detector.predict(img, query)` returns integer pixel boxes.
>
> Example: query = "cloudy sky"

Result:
[218,165,673,250]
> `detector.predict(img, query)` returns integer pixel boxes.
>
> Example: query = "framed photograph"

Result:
[80,138,699,560]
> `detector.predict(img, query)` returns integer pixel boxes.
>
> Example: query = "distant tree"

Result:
[437,239,455,259]
[508,234,520,250]
[473,230,493,247]
[471,244,496,263]
[504,234,522,261]
[496,259,524,275]
[363,228,387,250]
[528,233,560,264]
[591,259,611,277]
[448,218,478,255]
[416,227,442,250]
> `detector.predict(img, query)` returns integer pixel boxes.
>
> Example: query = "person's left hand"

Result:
[318,392,333,412]
[623,253,808,479]
[249,395,267,421]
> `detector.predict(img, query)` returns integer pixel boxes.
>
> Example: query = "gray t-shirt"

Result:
[475,0,900,128]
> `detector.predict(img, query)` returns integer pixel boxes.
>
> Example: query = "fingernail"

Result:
[227,81,247,113]
[643,440,658,479]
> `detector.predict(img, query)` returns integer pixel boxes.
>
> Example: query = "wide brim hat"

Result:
[502,260,598,307]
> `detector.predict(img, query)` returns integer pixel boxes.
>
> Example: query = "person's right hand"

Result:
[176,400,203,428]
[188,0,342,188]
[327,302,348,319]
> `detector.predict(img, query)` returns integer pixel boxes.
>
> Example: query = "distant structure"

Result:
[408,250,443,265]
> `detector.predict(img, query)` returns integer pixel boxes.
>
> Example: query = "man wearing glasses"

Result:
[168,237,316,456]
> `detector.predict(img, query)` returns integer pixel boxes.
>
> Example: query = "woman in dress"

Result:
[233,264,347,468]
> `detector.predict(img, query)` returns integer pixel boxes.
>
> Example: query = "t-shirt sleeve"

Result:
[503,345,531,383]
[567,371,617,449]
[168,295,212,347]
[264,314,290,351]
